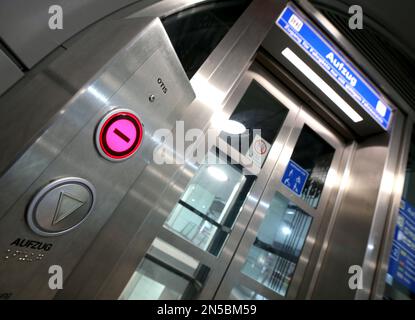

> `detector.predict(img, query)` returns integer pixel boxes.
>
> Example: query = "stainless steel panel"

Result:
[370,115,412,299]
[305,107,405,300]
[0,49,23,96]
[354,110,405,299]
[309,132,392,299]
[0,17,153,178]
[56,0,287,300]
[0,17,194,299]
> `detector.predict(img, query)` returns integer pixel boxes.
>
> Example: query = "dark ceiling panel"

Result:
[310,0,415,113]
[0,0,141,68]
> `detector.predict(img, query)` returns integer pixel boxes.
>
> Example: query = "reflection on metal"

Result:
[191,74,227,111]
[0,14,194,299]
[371,115,411,300]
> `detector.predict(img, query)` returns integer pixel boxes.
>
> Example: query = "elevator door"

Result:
[117,61,345,300]
[214,63,346,300]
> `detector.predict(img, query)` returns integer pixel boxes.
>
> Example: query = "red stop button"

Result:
[96,108,143,161]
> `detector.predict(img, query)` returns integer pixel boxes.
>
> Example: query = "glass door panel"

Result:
[215,99,345,300]
[219,79,289,164]
[284,125,335,208]
[164,150,256,255]
[120,237,209,300]
[241,191,312,296]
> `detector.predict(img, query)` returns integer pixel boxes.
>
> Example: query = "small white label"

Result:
[246,135,271,168]
[288,14,303,32]
[376,100,387,117]
[385,273,394,285]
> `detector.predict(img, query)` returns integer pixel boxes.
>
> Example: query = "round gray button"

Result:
[27,177,96,237]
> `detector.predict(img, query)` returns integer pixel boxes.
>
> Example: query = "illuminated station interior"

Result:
[1,0,415,300]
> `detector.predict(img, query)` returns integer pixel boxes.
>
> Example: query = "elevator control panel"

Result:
[0,17,195,299]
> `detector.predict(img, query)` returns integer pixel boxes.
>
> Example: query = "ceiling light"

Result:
[222,119,246,135]
[207,166,228,182]
[286,209,296,215]
[281,226,292,236]
[211,113,246,134]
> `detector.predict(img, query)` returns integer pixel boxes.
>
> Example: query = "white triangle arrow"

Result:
[52,192,85,225]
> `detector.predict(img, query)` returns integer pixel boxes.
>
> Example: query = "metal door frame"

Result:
[213,62,348,300]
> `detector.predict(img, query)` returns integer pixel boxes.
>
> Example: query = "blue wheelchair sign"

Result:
[281,160,309,196]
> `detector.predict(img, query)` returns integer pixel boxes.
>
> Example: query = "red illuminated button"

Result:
[96,108,143,161]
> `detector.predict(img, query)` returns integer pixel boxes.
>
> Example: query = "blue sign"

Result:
[387,200,415,293]
[281,160,309,196]
[276,4,393,130]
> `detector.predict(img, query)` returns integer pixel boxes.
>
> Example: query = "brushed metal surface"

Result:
[0,16,194,299]
[354,110,405,299]
[0,17,153,178]
[0,49,23,96]
[370,114,411,299]
[309,132,391,299]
